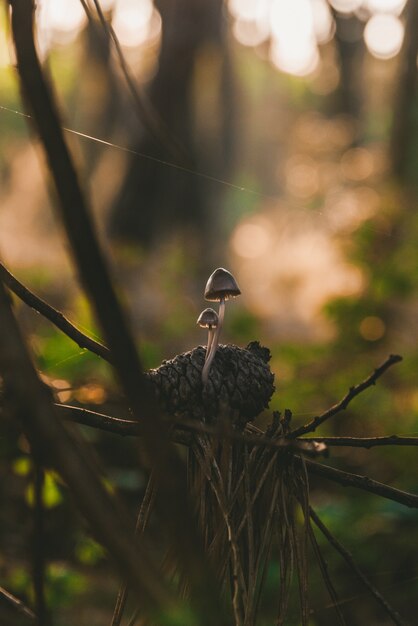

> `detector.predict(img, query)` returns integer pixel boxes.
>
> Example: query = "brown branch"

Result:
[290,355,402,438]
[0,586,36,621]
[0,275,171,617]
[10,4,224,620]
[0,262,112,363]
[309,507,406,626]
[301,435,418,448]
[305,459,418,509]
[56,404,327,456]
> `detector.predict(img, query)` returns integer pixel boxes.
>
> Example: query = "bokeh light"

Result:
[233,18,270,48]
[37,0,87,49]
[231,220,273,259]
[112,0,156,48]
[328,0,363,14]
[364,13,404,59]
[363,0,407,15]
[359,316,386,340]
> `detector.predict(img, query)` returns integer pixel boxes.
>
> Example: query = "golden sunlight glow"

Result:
[364,14,404,59]
[228,0,271,23]
[312,0,335,43]
[112,0,155,48]
[45,0,86,33]
[328,0,362,13]
[285,155,320,198]
[37,0,87,48]
[340,147,374,181]
[233,18,270,48]
[230,212,365,339]
[269,0,319,76]
[363,0,407,15]
[231,219,273,259]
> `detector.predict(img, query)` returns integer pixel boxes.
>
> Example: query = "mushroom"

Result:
[197,307,219,360]
[201,268,241,386]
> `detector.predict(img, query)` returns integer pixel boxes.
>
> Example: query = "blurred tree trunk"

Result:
[329,12,365,121]
[109,0,235,247]
[390,0,418,182]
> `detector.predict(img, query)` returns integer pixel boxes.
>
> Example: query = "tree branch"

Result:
[0,586,36,622]
[0,262,112,363]
[56,404,327,456]
[290,355,402,438]
[305,459,418,508]
[0,275,171,618]
[9,4,225,620]
[302,435,418,448]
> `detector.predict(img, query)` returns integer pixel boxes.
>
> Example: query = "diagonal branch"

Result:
[305,459,418,508]
[0,586,36,622]
[9,3,224,621]
[0,262,112,363]
[309,507,406,626]
[290,355,402,438]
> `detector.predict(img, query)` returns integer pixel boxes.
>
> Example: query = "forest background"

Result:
[1,0,418,624]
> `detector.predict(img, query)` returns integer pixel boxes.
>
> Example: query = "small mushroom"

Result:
[201,268,241,385]
[197,307,219,361]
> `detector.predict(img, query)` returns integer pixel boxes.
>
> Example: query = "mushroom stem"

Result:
[202,297,225,386]
[206,327,215,358]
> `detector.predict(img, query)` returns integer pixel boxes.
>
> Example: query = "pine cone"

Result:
[146,341,275,427]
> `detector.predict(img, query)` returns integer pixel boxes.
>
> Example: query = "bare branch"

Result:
[305,459,418,508]
[301,435,418,448]
[0,262,112,363]
[0,586,36,621]
[290,355,402,438]
[309,507,406,626]
[0,275,171,616]
[56,404,327,457]
[9,4,225,621]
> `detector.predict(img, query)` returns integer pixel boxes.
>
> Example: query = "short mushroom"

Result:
[197,307,219,362]
[201,268,241,385]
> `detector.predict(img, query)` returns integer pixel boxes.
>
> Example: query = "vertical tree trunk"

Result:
[109,0,235,247]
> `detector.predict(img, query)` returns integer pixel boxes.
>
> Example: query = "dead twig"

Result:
[301,435,418,448]
[290,355,402,438]
[0,262,111,363]
[0,586,36,621]
[9,3,225,620]
[304,459,418,508]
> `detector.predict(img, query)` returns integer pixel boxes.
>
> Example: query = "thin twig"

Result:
[56,403,327,456]
[0,267,170,615]
[0,262,112,363]
[301,435,418,448]
[0,586,36,621]
[111,472,156,626]
[10,4,224,620]
[305,459,418,508]
[309,507,406,626]
[193,437,245,626]
[290,355,402,438]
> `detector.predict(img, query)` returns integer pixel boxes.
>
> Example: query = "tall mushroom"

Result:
[197,307,219,360]
[201,268,241,386]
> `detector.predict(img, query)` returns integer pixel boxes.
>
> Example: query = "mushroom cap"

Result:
[204,268,241,302]
[197,307,219,328]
